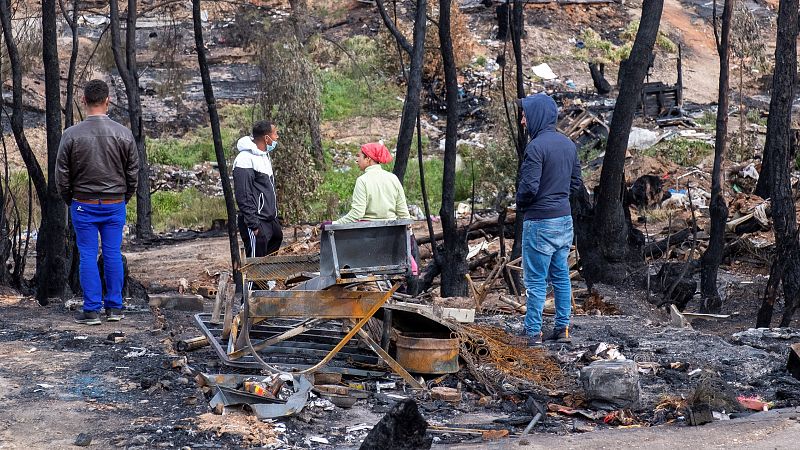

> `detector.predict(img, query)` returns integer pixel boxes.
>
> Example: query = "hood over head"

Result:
[520,93,558,139]
[237,136,267,156]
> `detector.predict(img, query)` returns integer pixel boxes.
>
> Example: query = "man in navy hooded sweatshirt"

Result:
[516,94,583,345]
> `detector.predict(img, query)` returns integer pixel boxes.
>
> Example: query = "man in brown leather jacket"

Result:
[56,79,139,325]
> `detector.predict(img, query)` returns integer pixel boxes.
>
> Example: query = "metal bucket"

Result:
[395,333,460,374]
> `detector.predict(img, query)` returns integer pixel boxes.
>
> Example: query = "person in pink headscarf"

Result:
[332,142,418,276]
[333,142,412,225]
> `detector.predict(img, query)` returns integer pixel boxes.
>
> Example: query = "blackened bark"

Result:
[758,0,800,326]
[508,0,526,295]
[581,0,664,286]
[589,62,612,95]
[376,0,413,54]
[496,1,523,41]
[192,0,242,286]
[38,0,68,303]
[60,0,80,296]
[59,0,79,127]
[0,0,47,202]
[756,257,781,327]
[390,0,426,183]
[437,0,468,297]
[700,0,732,314]
[110,0,153,239]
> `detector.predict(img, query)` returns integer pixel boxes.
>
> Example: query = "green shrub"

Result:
[320,70,402,122]
[147,104,256,168]
[127,188,227,232]
[643,138,714,166]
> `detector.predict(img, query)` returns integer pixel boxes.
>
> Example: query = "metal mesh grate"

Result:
[242,254,320,281]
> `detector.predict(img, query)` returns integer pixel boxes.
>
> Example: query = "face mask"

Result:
[266,137,278,152]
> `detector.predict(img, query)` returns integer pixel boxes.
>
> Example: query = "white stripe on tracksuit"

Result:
[247,228,256,292]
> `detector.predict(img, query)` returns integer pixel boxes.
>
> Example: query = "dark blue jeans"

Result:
[71,201,127,312]
[522,215,574,337]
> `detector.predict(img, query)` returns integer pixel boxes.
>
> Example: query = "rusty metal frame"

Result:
[193,313,389,377]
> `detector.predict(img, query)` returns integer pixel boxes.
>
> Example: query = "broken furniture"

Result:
[195,220,427,389]
[641,46,683,118]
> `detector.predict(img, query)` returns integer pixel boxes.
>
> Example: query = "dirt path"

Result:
[660,0,720,104]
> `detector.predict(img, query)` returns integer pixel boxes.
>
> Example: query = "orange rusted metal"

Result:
[247,288,388,319]
[395,333,460,374]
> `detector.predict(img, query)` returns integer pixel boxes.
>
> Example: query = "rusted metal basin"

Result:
[395,333,460,374]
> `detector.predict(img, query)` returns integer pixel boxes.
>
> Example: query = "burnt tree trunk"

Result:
[437,0,468,297]
[496,1,523,41]
[110,0,153,239]
[60,0,81,296]
[580,0,664,286]
[508,0,526,295]
[0,0,47,202]
[756,0,800,326]
[37,0,68,304]
[700,0,732,313]
[378,0,426,183]
[192,0,242,287]
[60,0,78,127]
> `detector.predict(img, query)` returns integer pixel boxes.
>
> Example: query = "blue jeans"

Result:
[522,215,573,336]
[71,201,127,312]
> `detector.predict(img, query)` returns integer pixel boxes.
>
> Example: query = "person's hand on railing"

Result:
[319,220,332,231]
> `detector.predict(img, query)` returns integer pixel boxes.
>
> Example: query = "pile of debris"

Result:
[150,162,223,197]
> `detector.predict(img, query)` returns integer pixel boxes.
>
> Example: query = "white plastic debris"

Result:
[627,127,661,150]
[532,63,558,80]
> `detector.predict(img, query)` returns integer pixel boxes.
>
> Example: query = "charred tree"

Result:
[377,0,427,183]
[191,0,242,287]
[508,0,526,295]
[60,0,79,127]
[756,0,800,327]
[700,0,733,313]
[0,0,47,201]
[36,0,69,304]
[60,0,81,295]
[579,0,664,286]
[437,0,468,297]
[589,62,612,95]
[110,0,153,239]
[495,1,523,41]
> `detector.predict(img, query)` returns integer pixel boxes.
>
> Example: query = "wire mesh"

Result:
[242,254,321,281]
[453,324,567,393]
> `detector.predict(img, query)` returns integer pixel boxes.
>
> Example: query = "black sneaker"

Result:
[74,310,101,325]
[106,308,125,322]
[546,327,572,343]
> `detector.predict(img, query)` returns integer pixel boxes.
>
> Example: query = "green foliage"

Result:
[257,26,323,223]
[7,170,40,229]
[574,28,631,64]
[747,109,767,126]
[577,23,676,64]
[620,21,677,53]
[318,36,403,122]
[643,138,714,166]
[695,111,717,131]
[147,104,254,168]
[475,55,487,66]
[126,188,226,232]
[320,70,403,121]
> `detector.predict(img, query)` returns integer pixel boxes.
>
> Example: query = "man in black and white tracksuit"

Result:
[233,120,283,259]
